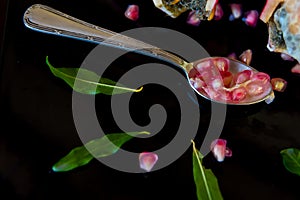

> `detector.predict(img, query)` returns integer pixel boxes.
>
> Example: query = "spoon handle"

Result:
[23,4,187,69]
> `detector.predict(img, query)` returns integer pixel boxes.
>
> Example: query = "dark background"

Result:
[1,0,300,199]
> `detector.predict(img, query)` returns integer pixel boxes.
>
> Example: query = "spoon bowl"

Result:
[23,4,274,106]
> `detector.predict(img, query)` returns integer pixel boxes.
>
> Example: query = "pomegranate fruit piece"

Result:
[125,5,139,21]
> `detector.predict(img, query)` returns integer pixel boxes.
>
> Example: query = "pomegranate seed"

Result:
[214,57,229,72]
[252,72,271,83]
[243,10,259,27]
[210,139,232,162]
[281,53,294,61]
[239,49,252,65]
[220,71,233,88]
[246,81,264,96]
[271,78,287,92]
[229,4,242,20]
[291,63,300,74]
[233,70,252,84]
[139,152,158,172]
[186,11,201,26]
[214,3,224,21]
[228,52,237,60]
[125,5,139,21]
[231,87,247,101]
[211,78,223,90]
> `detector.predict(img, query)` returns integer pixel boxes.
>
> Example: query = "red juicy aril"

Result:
[188,57,271,103]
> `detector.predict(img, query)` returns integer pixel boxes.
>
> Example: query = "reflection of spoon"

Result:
[23,4,274,105]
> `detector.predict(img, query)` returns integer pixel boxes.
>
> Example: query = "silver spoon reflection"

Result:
[23,4,274,105]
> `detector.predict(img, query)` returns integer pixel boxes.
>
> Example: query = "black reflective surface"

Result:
[1,0,300,199]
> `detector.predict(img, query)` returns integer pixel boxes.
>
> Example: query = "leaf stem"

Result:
[192,140,213,200]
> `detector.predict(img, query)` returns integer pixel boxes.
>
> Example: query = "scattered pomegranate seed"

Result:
[239,49,253,65]
[291,63,300,74]
[228,52,237,60]
[271,78,287,92]
[210,139,232,162]
[229,3,242,20]
[186,11,201,26]
[139,152,158,172]
[243,10,259,27]
[281,53,295,61]
[214,3,224,21]
[124,5,139,21]
[233,70,252,84]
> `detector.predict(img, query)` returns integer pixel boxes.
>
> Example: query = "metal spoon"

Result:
[23,4,274,105]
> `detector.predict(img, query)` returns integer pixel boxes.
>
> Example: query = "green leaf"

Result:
[52,131,149,172]
[192,140,223,200]
[46,56,142,95]
[280,148,300,176]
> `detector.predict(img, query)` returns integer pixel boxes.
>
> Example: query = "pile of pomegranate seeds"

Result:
[189,57,272,104]
[124,5,139,21]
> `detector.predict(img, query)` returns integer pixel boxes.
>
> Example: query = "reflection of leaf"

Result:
[52,131,149,172]
[192,140,223,200]
[46,56,142,95]
[280,148,300,176]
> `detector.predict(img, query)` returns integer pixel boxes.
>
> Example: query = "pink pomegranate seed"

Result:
[252,72,271,83]
[229,4,242,20]
[281,53,294,61]
[245,81,264,96]
[139,152,158,172]
[125,5,139,21]
[220,71,233,88]
[291,63,300,74]
[271,78,287,92]
[187,11,201,26]
[231,87,247,101]
[210,139,232,162]
[239,49,252,65]
[243,10,259,27]
[234,70,252,84]
[214,57,229,72]
[214,3,224,20]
